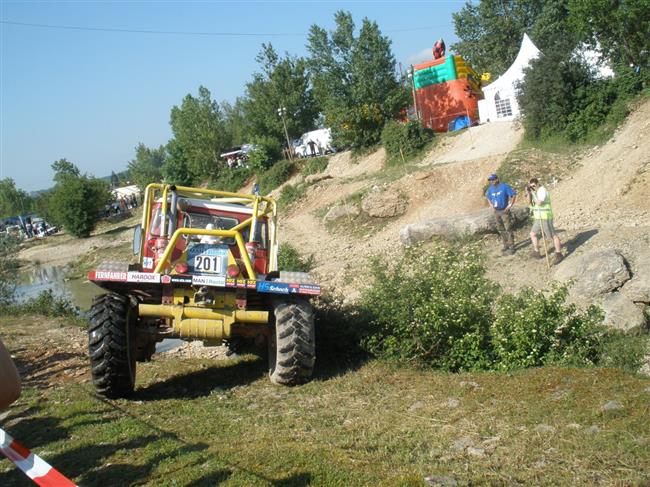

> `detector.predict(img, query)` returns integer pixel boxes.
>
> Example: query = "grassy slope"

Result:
[1,317,649,486]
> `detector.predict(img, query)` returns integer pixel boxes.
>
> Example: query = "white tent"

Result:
[479,33,541,123]
[112,184,141,200]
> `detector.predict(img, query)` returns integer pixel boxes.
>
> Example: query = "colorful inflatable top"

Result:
[413,55,481,92]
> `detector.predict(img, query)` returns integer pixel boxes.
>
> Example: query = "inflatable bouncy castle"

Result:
[413,53,483,132]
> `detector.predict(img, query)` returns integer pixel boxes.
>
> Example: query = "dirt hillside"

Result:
[280,99,650,299]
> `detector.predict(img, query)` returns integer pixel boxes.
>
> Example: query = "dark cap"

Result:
[487,173,498,181]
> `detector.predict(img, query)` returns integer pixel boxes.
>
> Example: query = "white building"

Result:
[478,33,541,123]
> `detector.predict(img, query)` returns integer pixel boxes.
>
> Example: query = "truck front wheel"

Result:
[269,299,315,386]
[88,293,137,398]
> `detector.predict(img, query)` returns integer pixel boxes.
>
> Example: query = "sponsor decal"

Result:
[255,280,321,296]
[298,284,321,295]
[170,276,193,285]
[256,281,290,294]
[161,275,172,284]
[192,275,226,287]
[226,278,255,289]
[93,271,127,281]
[142,257,154,270]
[127,272,161,283]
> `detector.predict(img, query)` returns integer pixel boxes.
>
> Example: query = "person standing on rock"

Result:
[485,173,517,254]
[526,178,562,263]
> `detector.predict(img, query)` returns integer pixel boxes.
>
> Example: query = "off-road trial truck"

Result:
[87,184,319,398]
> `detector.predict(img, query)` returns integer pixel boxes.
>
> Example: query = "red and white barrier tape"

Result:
[0,427,77,486]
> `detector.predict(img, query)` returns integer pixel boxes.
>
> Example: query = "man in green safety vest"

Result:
[526,178,562,262]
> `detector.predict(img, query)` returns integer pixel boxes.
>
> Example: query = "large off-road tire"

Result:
[269,299,315,386]
[88,293,137,398]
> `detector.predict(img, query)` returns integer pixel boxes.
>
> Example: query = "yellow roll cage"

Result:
[140,184,278,277]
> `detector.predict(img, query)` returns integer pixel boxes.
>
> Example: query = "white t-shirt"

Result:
[534,186,548,205]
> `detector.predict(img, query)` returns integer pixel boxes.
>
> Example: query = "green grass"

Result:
[1,315,649,486]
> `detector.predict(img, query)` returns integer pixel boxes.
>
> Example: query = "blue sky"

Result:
[1,1,464,191]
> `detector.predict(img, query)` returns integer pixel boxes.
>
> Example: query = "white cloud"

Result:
[405,47,433,66]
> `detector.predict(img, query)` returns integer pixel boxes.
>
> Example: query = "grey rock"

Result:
[621,248,650,304]
[554,249,630,298]
[408,401,425,412]
[400,207,528,245]
[459,380,481,389]
[444,398,460,408]
[599,292,647,331]
[566,423,581,430]
[452,436,473,452]
[620,277,650,304]
[424,475,458,487]
[323,204,359,222]
[305,173,332,184]
[584,425,601,435]
[466,447,485,457]
[361,189,408,218]
[535,424,556,434]
[601,400,624,412]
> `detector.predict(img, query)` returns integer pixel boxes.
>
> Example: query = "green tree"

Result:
[167,86,231,184]
[243,44,318,149]
[51,158,80,184]
[48,161,112,238]
[222,97,249,146]
[307,11,405,148]
[517,50,595,140]
[569,0,650,69]
[0,178,30,218]
[128,143,166,191]
[452,0,575,76]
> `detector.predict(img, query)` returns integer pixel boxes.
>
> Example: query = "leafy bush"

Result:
[210,167,252,193]
[0,235,19,305]
[302,156,328,176]
[491,284,604,370]
[361,244,498,371]
[381,120,433,164]
[248,136,283,171]
[256,159,294,194]
[277,243,315,272]
[596,330,650,373]
[0,290,80,320]
[359,243,614,372]
[277,183,307,209]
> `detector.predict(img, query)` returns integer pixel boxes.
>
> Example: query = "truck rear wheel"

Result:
[269,299,315,386]
[88,293,137,398]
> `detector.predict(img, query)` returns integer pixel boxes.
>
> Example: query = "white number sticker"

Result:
[194,255,222,273]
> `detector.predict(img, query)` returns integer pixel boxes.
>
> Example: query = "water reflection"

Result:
[16,265,102,312]
[16,265,182,352]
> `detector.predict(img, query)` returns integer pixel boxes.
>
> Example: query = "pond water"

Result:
[16,265,102,312]
[15,265,181,352]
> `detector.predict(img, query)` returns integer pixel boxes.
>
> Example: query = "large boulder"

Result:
[361,188,408,218]
[620,250,650,304]
[599,292,647,331]
[554,249,630,298]
[399,207,529,245]
[323,204,360,222]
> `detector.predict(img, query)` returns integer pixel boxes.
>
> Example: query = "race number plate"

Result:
[187,244,228,275]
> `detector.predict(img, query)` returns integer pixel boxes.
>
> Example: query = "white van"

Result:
[294,128,335,158]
